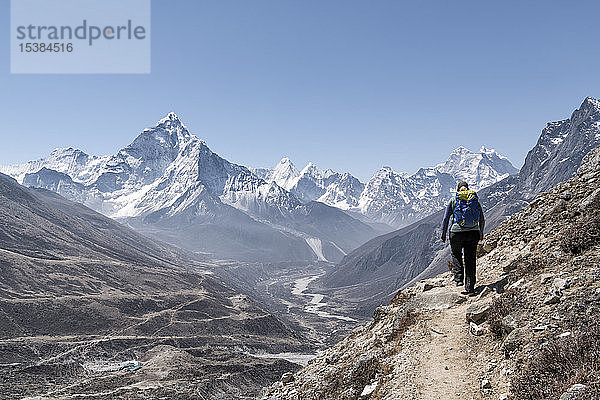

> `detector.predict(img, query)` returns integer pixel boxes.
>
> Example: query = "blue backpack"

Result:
[454,190,480,227]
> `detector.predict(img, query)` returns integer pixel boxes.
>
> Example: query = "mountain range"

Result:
[254,145,516,228]
[0,115,516,263]
[323,96,600,315]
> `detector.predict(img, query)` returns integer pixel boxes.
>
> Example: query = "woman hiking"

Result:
[441,181,485,296]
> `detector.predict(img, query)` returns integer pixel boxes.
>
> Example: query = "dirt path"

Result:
[415,301,481,400]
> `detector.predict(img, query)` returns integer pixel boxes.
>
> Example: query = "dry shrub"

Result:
[561,192,600,254]
[505,255,549,284]
[387,309,418,342]
[560,212,600,254]
[390,291,410,307]
[320,352,381,400]
[487,289,525,338]
[511,314,600,400]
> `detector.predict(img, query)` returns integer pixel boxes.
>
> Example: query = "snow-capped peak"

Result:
[49,147,86,157]
[374,166,400,177]
[271,157,300,189]
[435,145,517,190]
[157,111,185,126]
[583,96,600,111]
[300,162,320,175]
[450,146,471,155]
[135,112,195,150]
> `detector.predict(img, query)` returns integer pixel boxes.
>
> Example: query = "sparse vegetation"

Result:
[511,314,600,400]
[487,289,525,338]
[387,309,418,342]
[560,212,600,255]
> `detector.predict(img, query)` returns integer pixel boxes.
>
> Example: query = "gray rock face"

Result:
[480,97,600,229]
[519,97,600,199]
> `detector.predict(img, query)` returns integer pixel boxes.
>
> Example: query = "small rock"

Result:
[431,327,445,335]
[470,322,485,336]
[360,380,378,397]
[540,273,555,285]
[481,378,492,389]
[501,315,518,333]
[423,282,435,292]
[508,278,525,290]
[557,331,572,338]
[532,324,548,332]
[476,286,491,301]
[483,242,494,253]
[544,290,562,305]
[559,383,587,400]
[466,301,492,323]
[281,372,294,384]
[498,394,509,400]
[553,278,569,292]
[559,191,573,200]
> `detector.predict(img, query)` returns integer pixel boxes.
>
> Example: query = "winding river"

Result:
[291,275,356,322]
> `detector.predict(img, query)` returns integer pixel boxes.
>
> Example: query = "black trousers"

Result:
[449,230,480,292]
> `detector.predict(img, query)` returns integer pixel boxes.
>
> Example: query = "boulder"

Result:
[470,322,485,336]
[466,301,491,323]
[281,372,294,384]
[409,287,467,310]
[423,282,435,292]
[553,278,569,292]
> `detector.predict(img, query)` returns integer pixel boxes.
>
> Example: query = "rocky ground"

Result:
[261,146,600,400]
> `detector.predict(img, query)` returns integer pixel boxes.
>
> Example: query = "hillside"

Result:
[261,146,600,400]
[0,173,308,400]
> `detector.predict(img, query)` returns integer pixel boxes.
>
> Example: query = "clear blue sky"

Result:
[1,0,599,181]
